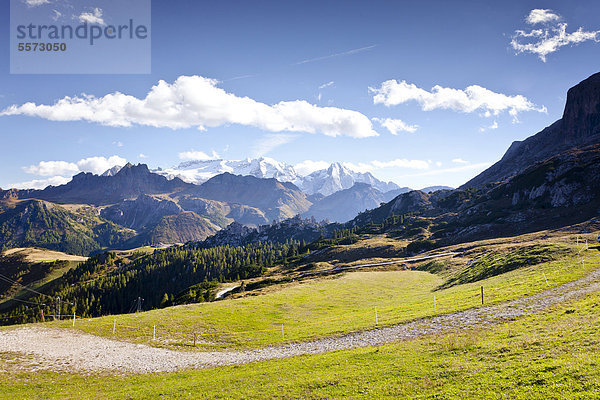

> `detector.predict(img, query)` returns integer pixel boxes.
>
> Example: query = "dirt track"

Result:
[1,266,600,374]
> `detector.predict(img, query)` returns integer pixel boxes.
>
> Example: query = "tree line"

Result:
[0,240,303,325]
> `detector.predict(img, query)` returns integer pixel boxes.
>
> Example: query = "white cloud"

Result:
[113,141,124,147]
[1,76,378,139]
[9,176,71,190]
[512,10,600,62]
[23,155,127,178]
[52,9,62,21]
[76,156,127,174]
[23,161,79,176]
[78,7,105,25]
[251,133,298,157]
[526,9,560,25]
[139,153,148,159]
[22,0,50,7]
[370,159,430,170]
[370,80,546,120]
[373,117,418,134]
[452,158,469,164]
[294,160,330,175]
[318,81,335,90]
[479,120,499,132]
[178,150,220,161]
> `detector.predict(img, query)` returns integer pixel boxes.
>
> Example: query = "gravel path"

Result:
[2,266,600,374]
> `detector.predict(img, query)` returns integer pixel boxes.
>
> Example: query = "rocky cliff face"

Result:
[464,72,600,189]
[562,73,600,141]
[501,145,600,210]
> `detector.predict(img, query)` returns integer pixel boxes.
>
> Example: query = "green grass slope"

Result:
[3,267,600,399]
[46,242,600,350]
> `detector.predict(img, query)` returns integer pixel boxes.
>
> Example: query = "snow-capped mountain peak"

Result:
[299,162,400,196]
[152,157,402,197]
[153,157,299,185]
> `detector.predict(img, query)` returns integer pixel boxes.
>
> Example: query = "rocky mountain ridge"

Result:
[464,72,600,189]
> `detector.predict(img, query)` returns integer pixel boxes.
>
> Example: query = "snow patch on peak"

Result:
[299,162,400,196]
[153,157,299,185]
[101,165,123,177]
[153,157,401,197]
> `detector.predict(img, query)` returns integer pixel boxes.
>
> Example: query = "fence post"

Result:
[153,325,156,341]
[113,318,116,335]
[481,286,484,305]
[543,272,549,287]
[72,311,76,327]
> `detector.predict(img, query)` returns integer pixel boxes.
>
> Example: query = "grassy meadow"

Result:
[32,242,600,349]
[2,270,600,399]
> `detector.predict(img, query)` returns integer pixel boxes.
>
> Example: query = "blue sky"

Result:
[1,0,600,190]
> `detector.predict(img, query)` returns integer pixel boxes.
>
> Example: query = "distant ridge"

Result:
[155,158,402,197]
[19,163,192,205]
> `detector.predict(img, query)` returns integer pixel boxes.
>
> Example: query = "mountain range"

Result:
[346,72,600,245]
[154,157,404,196]
[0,161,404,253]
[2,72,599,256]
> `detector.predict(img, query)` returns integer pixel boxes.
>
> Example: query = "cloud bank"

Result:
[370,80,545,120]
[24,155,127,176]
[14,156,127,189]
[1,76,378,139]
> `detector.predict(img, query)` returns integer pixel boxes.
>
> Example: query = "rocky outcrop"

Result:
[390,190,432,214]
[464,72,600,189]
[500,145,600,210]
